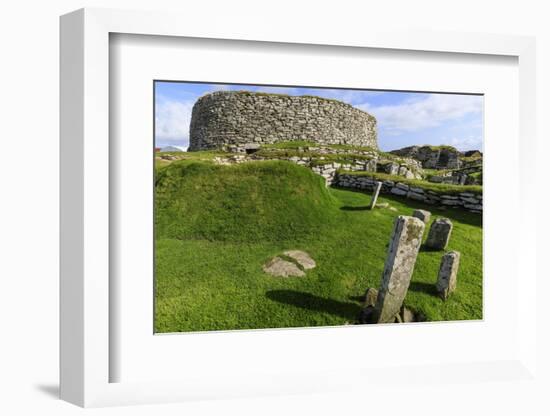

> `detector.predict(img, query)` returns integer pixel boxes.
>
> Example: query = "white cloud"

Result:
[357,94,483,133]
[447,136,483,151]
[155,99,194,145]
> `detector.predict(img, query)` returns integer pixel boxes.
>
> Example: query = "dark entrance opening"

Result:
[437,151,449,168]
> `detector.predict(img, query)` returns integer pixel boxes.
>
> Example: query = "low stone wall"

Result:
[238,155,419,183]
[185,154,482,213]
[335,173,483,213]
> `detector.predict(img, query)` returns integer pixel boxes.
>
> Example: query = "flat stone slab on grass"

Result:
[263,250,316,277]
[283,250,316,270]
[263,257,305,277]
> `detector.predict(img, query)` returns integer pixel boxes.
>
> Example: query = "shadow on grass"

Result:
[409,281,439,296]
[348,294,366,303]
[330,186,482,228]
[420,245,445,253]
[340,205,371,211]
[266,290,360,319]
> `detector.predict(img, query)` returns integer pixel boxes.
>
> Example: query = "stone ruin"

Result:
[188,91,377,151]
[389,145,463,170]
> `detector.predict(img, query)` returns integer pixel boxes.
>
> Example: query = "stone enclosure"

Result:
[189,91,378,151]
[164,91,483,213]
[335,173,483,213]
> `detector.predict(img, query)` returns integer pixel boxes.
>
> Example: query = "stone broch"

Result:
[436,251,461,300]
[425,218,453,250]
[374,216,426,323]
[189,91,377,151]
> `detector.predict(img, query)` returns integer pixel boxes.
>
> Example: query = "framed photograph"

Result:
[60,8,537,407]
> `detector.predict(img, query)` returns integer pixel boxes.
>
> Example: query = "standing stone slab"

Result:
[369,181,383,209]
[436,251,461,300]
[412,209,431,224]
[375,216,425,323]
[425,218,453,250]
[363,288,379,307]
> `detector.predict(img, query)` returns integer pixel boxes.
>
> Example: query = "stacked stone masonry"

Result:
[390,145,462,169]
[189,91,377,151]
[335,173,482,213]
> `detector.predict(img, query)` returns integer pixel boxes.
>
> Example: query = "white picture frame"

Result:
[60,7,538,408]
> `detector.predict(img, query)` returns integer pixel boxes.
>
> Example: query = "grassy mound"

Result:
[155,160,483,333]
[155,160,338,243]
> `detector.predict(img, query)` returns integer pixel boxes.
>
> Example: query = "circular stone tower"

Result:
[188,91,377,151]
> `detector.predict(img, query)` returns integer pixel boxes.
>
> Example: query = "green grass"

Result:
[340,170,483,196]
[155,160,482,333]
[425,144,458,152]
[460,155,483,163]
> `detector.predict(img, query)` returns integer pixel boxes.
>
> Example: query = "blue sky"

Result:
[155,81,483,152]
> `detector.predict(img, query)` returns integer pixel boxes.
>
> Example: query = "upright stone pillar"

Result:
[369,181,382,209]
[436,251,460,300]
[425,218,453,250]
[375,216,425,323]
[412,209,431,224]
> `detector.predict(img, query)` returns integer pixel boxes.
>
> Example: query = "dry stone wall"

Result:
[189,91,377,151]
[335,173,483,213]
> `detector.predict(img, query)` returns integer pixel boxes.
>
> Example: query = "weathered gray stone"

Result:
[390,187,407,196]
[436,251,461,300]
[369,181,383,209]
[374,216,425,323]
[441,199,462,206]
[407,191,426,201]
[383,162,399,175]
[460,196,479,204]
[363,288,378,307]
[425,218,453,250]
[412,209,431,224]
[283,250,316,270]
[464,204,483,211]
[390,145,463,170]
[400,306,415,323]
[262,257,305,277]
